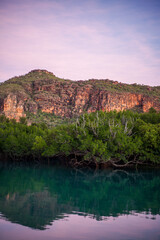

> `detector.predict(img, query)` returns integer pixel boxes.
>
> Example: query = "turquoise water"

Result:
[0,162,160,240]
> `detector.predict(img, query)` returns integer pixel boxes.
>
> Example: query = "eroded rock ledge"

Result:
[0,70,160,121]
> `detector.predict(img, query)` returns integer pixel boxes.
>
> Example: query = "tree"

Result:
[19,117,27,125]
[32,136,47,157]
[149,107,157,114]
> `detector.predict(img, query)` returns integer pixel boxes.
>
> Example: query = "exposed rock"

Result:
[0,70,160,121]
[3,94,26,121]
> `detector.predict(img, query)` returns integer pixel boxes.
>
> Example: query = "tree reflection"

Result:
[0,163,160,229]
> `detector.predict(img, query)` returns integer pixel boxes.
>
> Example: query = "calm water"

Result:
[0,162,160,240]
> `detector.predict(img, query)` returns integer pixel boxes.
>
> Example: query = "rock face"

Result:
[0,69,160,121]
[3,94,26,121]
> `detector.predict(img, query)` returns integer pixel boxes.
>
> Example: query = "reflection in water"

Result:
[0,162,160,239]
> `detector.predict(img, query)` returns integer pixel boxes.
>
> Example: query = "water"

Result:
[0,162,160,240]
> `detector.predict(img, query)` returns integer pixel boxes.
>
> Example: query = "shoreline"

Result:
[0,154,160,170]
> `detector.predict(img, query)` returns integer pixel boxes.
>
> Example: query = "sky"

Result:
[0,0,160,86]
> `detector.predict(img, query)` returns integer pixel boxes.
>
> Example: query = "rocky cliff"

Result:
[0,69,160,121]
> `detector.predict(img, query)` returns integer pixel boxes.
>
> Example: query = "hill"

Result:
[0,69,160,122]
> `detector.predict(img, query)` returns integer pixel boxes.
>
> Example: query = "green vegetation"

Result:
[0,164,159,229]
[87,79,160,99]
[0,83,27,98]
[0,69,71,99]
[0,69,160,101]
[5,69,67,84]
[0,109,160,167]
[26,110,74,128]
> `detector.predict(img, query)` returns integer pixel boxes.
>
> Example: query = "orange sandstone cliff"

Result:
[0,70,160,121]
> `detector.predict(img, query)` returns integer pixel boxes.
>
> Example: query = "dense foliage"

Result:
[0,109,160,167]
[26,110,74,128]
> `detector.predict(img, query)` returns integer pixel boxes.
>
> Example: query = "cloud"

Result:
[0,0,160,86]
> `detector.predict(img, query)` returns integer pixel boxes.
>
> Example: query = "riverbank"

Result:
[0,110,160,168]
[0,153,160,170]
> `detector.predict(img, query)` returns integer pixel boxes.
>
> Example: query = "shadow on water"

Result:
[0,161,160,230]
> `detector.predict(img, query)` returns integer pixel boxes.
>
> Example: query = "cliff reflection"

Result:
[0,163,160,230]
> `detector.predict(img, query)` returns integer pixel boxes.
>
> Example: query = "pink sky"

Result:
[0,213,160,240]
[0,0,160,86]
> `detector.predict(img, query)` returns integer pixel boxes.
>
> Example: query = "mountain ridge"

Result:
[0,69,160,121]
